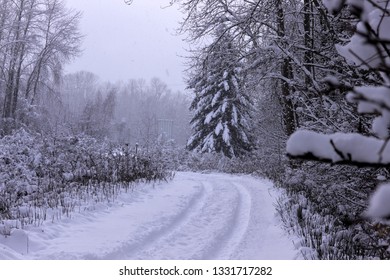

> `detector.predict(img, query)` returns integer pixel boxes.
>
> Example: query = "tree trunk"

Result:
[303,0,314,85]
[276,0,296,136]
[2,0,28,129]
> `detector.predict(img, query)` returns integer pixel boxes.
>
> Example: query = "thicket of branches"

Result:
[0,129,172,236]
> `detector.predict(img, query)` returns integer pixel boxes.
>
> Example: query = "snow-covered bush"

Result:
[0,129,172,234]
[276,162,390,259]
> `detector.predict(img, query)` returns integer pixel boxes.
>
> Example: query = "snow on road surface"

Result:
[0,172,298,260]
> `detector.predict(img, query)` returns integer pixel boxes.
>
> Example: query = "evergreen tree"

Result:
[187,27,253,158]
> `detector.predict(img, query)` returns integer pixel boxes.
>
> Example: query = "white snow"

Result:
[366,183,390,219]
[0,172,297,260]
[336,1,390,69]
[222,124,231,144]
[231,75,239,89]
[347,86,390,139]
[222,100,228,112]
[223,70,228,79]
[322,0,344,14]
[372,112,390,139]
[232,105,238,126]
[287,130,336,160]
[201,133,214,152]
[223,80,230,91]
[215,121,223,136]
[377,175,386,181]
[204,111,214,124]
[348,86,390,111]
[287,129,390,164]
[212,107,221,118]
[211,91,221,106]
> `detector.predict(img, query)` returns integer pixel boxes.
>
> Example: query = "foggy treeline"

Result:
[60,73,191,147]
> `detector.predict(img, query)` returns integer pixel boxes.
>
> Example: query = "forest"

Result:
[1,0,390,259]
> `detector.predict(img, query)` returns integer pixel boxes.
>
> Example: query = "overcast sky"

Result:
[65,0,188,92]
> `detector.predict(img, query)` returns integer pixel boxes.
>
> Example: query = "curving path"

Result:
[0,172,297,260]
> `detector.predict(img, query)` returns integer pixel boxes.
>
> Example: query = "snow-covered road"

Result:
[0,172,297,260]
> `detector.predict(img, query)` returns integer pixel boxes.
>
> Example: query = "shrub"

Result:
[0,129,172,234]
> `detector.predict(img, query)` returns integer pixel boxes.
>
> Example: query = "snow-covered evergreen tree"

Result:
[187,27,253,158]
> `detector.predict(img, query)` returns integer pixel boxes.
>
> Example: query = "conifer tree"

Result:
[187,27,253,158]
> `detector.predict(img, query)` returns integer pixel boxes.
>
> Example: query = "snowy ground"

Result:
[0,172,298,260]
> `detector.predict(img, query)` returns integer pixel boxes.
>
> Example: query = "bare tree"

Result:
[0,0,82,134]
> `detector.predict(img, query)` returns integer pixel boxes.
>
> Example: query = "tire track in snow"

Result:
[130,176,252,260]
[29,179,208,260]
[207,180,252,259]
[130,180,220,259]
[227,176,298,260]
[101,180,210,259]
[130,179,240,259]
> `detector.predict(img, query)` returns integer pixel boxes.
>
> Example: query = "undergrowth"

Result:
[0,129,173,236]
[275,162,390,259]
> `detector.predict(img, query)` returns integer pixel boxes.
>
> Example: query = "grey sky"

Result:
[65,0,188,92]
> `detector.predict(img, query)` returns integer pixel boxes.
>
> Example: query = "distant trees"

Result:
[0,0,82,135]
[60,73,124,140]
[61,71,100,121]
[79,85,117,139]
[187,27,253,158]
[59,74,191,146]
[114,78,191,147]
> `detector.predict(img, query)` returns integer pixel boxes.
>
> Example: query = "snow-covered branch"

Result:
[287,130,390,166]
